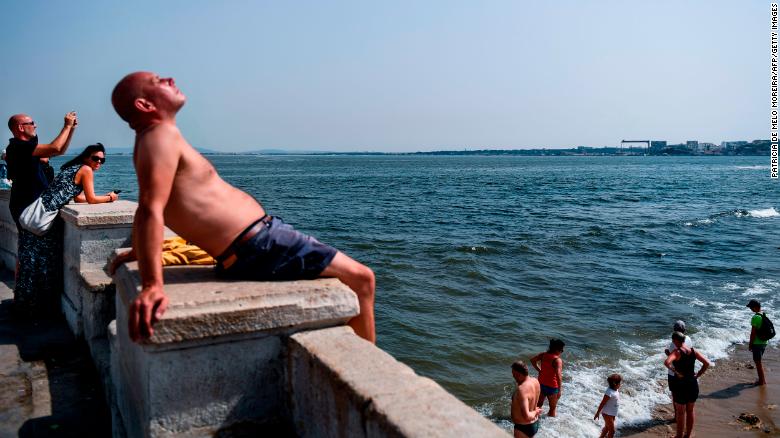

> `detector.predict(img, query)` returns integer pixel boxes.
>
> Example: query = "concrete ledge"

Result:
[0,190,16,270]
[114,262,359,346]
[111,262,360,436]
[60,201,137,227]
[287,327,508,438]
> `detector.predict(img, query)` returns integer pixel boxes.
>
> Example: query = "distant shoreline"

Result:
[90,140,771,157]
[95,148,772,158]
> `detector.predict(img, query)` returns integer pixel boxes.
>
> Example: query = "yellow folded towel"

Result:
[161,237,216,266]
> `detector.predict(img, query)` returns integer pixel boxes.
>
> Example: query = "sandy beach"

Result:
[623,345,779,437]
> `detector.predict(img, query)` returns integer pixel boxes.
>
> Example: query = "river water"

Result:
[67,154,779,437]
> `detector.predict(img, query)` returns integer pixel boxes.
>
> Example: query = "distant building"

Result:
[650,141,666,152]
[686,140,699,151]
[700,142,717,153]
[721,141,747,152]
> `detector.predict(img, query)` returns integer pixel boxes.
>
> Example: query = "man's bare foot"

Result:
[753,380,766,386]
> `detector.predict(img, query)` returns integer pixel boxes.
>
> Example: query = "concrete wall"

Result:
[0,190,17,270]
[0,189,508,438]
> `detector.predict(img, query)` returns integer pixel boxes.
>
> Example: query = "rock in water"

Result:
[737,412,761,428]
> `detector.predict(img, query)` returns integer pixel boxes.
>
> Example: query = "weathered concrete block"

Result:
[288,327,508,438]
[60,200,137,228]
[0,190,17,270]
[61,201,136,266]
[80,267,116,341]
[60,201,134,338]
[109,321,128,438]
[111,262,359,437]
[113,263,359,346]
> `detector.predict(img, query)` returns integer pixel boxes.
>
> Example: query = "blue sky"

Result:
[0,1,767,152]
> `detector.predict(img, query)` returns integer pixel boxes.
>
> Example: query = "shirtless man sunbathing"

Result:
[109,72,376,343]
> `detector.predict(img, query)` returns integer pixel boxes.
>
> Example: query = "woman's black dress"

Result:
[14,164,83,315]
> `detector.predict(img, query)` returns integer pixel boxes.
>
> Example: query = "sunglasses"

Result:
[20,121,35,127]
[90,156,106,164]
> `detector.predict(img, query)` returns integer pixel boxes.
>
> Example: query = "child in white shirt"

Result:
[593,373,622,438]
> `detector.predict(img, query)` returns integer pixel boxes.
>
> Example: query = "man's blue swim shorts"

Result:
[215,216,337,281]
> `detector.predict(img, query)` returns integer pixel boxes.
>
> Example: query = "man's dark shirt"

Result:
[6,137,48,222]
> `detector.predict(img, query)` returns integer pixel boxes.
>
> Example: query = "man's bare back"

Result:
[510,364,541,438]
[134,123,264,256]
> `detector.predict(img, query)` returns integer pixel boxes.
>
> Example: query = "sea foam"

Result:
[482,279,776,437]
[747,207,779,218]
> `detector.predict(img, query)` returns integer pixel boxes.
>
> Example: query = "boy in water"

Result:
[530,338,565,417]
[510,361,542,438]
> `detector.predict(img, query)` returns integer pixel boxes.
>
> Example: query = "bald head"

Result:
[8,114,28,132]
[7,113,35,139]
[111,72,152,125]
[112,72,186,131]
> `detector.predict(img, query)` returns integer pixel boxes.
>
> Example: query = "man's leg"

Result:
[320,251,376,343]
[756,360,766,385]
[547,393,559,417]
[754,346,766,385]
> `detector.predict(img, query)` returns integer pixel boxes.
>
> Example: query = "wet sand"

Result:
[623,345,779,437]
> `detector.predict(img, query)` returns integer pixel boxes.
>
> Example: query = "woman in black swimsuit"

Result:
[664,331,710,438]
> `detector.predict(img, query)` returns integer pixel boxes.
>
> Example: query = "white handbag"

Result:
[19,197,59,236]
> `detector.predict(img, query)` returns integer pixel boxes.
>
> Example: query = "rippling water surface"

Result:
[71,154,779,437]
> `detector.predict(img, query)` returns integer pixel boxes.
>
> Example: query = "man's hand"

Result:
[594,412,600,421]
[108,248,137,275]
[128,285,168,342]
[64,111,77,127]
[748,343,753,351]
[534,407,542,418]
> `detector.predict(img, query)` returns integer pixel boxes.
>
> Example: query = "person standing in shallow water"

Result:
[664,320,692,420]
[510,361,542,438]
[530,338,565,417]
[746,299,770,386]
[593,373,622,438]
[664,331,710,438]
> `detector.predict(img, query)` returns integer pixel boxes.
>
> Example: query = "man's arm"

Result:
[516,390,541,423]
[129,126,179,342]
[749,327,756,351]
[32,112,77,157]
[554,358,563,394]
[529,353,543,373]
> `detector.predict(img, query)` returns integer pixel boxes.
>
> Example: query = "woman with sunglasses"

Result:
[13,143,118,316]
[58,143,118,204]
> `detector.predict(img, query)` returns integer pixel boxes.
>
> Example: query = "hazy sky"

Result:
[0,1,767,152]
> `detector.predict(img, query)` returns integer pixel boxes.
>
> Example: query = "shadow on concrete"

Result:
[0,270,110,437]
